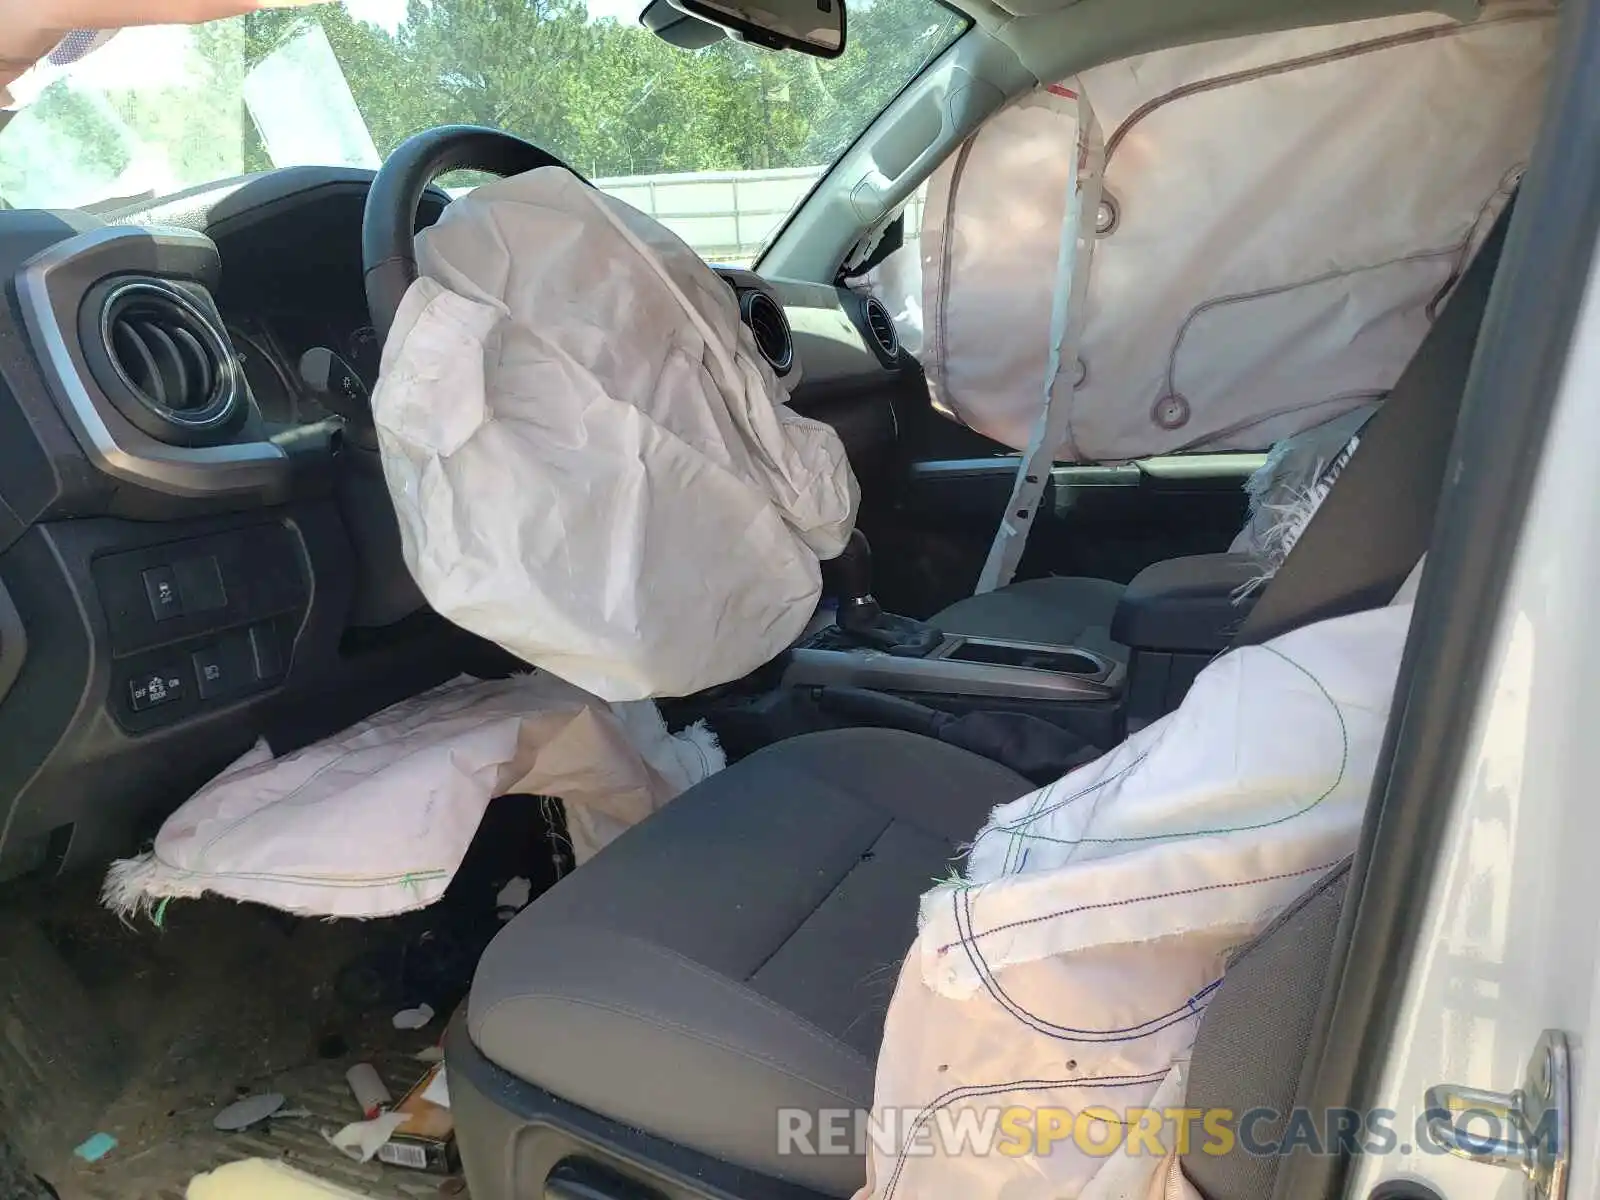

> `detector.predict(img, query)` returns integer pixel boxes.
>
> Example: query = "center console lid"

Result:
[1112,552,1263,727]
[1110,553,1263,653]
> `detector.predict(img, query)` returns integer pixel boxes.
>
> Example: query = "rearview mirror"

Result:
[666,0,845,59]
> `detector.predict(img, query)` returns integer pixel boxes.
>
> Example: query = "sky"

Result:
[341,0,649,31]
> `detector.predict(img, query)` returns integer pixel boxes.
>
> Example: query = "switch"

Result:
[141,566,183,621]
[191,644,231,700]
[249,623,283,681]
[128,667,185,712]
[174,556,226,613]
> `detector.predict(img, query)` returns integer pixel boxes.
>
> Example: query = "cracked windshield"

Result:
[0,0,964,264]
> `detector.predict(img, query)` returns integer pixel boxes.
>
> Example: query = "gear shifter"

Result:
[822,531,944,657]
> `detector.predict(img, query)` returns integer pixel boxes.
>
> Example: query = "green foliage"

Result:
[0,0,962,207]
[302,0,966,177]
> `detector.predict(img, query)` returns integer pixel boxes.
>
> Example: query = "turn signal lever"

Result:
[299,347,378,452]
[822,530,944,657]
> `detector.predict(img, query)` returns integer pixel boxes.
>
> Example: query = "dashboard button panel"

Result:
[141,566,183,621]
[97,525,308,733]
[128,666,186,712]
[174,555,227,612]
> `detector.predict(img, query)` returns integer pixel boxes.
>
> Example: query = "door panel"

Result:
[877,387,1258,617]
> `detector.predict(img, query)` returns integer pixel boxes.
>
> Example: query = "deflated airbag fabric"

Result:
[862,10,1550,460]
[857,577,1419,1198]
[373,167,859,700]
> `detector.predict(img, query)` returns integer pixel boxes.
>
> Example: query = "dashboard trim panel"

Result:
[14,225,291,500]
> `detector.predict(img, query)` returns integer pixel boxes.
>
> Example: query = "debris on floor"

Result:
[390,1004,434,1031]
[374,1064,456,1175]
[71,1133,116,1163]
[327,1112,409,1164]
[493,876,531,919]
[345,1064,393,1120]
[3,787,572,1198]
[212,1092,286,1131]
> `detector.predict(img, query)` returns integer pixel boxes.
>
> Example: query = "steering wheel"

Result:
[362,126,584,345]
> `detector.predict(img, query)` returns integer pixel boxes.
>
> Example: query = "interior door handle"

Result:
[1421,1028,1570,1200]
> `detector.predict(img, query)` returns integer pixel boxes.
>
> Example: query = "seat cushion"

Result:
[933,575,1129,661]
[467,728,1031,1196]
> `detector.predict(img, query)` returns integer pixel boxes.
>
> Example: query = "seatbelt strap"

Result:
[976,89,1103,594]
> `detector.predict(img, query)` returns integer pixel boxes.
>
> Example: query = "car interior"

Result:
[0,0,1574,1194]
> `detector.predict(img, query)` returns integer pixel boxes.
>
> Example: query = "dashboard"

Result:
[0,165,913,880]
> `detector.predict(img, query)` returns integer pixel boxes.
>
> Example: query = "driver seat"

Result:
[444,205,1509,1200]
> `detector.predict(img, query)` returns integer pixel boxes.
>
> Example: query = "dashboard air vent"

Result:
[741,290,794,375]
[82,278,243,446]
[862,296,899,359]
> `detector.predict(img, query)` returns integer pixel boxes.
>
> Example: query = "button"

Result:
[128,668,185,712]
[249,624,283,681]
[191,644,231,700]
[141,566,183,621]
[174,556,226,613]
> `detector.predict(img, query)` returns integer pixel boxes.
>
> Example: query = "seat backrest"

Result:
[1231,202,1512,648]
[1180,200,1513,1199]
[1182,859,1352,1198]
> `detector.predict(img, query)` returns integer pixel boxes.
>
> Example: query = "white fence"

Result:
[455,164,929,266]
[594,165,825,265]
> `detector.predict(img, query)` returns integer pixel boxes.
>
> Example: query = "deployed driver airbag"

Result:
[372,168,859,700]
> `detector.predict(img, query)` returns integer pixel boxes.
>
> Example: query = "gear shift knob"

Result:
[826,529,877,612]
[820,530,942,656]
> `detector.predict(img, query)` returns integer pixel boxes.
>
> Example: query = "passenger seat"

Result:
[444,201,1513,1200]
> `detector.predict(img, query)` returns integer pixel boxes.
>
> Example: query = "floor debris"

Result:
[390,1005,435,1031]
[346,1064,393,1120]
[327,1112,409,1163]
[493,877,531,916]
[72,1133,117,1163]
[212,1092,286,1131]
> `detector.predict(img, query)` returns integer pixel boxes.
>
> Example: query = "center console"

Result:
[790,531,1122,704]
[787,543,1263,732]
[785,632,1121,702]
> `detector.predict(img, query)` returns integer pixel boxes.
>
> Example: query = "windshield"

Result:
[0,0,965,264]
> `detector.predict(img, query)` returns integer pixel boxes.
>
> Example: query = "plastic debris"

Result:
[421,1067,450,1109]
[73,1132,117,1162]
[346,1062,393,1119]
[213,1092,287,1131]
[414,1045,445,1064]
[326,1111,408,1163]
[495,875,532,915]
[392,1002,435,1030]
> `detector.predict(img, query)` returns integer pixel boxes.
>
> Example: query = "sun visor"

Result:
[863,8,1554,461]
[371,167,859,700]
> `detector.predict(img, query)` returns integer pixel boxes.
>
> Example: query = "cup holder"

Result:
[942,639,1105,675]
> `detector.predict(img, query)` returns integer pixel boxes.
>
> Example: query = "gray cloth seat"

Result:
[460,195,1513,1200]
[467,728,1031,1196]
[931,575,1129,660]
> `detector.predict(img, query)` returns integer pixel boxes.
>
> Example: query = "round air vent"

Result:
[741,290,794,375]
[79,277,244,446]
[861,295,899,360]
